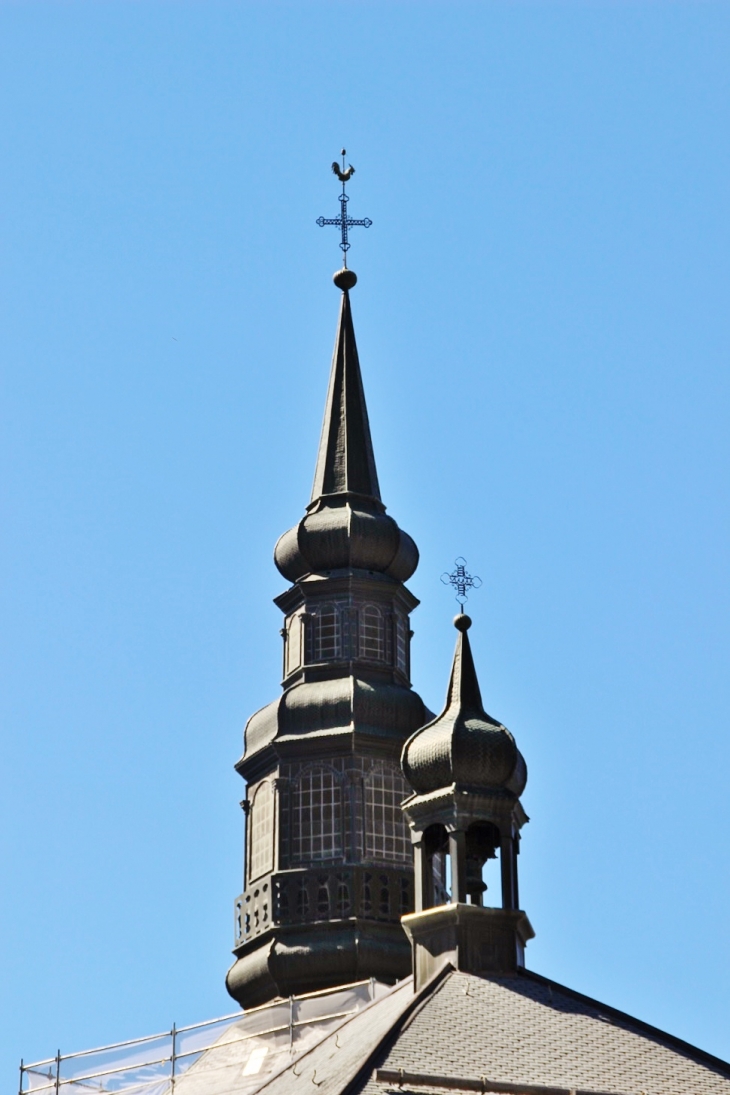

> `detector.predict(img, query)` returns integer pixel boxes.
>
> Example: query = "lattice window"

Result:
[291,766,343,862]
[365,765,411,862]
[249,780,275,881]
[314,604,341,661]
[360,605,384,661]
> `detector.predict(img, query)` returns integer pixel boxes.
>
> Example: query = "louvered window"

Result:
[395,613,407,673]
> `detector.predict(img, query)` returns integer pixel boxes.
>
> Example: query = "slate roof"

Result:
[357,970,730,1095]
[208,968,730,1095]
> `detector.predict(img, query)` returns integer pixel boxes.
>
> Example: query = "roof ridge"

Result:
[339,966,455,1095]
[520,968,730,1078]
[248,978,413,1095]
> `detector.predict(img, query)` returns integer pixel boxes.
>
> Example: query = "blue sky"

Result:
[1,1,729,1086]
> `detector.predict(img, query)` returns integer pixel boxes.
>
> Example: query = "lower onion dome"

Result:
[274,501,419,582]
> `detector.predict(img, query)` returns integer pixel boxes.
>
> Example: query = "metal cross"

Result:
[441,557,483,607]
[316,149,372,266]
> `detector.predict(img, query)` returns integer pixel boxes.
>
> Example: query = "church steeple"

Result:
[226,262,431,1009]
[310,274,381,506]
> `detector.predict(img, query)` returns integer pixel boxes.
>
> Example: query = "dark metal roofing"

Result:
[311,288,381,504]
[273,284,418,584]
[240,676,431,770]
[402,619,526,797]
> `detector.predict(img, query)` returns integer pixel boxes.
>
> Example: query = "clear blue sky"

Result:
[2,1,729,1086]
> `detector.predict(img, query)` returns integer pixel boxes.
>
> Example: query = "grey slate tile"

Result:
[356,971,730,1095]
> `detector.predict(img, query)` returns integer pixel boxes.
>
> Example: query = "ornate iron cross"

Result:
[441,557,483,607]
[316,149,372,265]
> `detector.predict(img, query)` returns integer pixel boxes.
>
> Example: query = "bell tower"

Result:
[226,266,431,1009]
[400,612,534,987]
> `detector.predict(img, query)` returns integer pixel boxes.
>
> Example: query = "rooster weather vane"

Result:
[317,149,372,266]
[441,557,483,609]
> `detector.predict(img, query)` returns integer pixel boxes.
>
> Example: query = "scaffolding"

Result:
[19,979,386,1095]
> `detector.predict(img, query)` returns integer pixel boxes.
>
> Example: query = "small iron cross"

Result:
[316,149,372,265]
[441,557,483,607]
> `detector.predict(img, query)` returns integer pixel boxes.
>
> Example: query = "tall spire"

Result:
[310,282,381,505]
[274,268,418,583]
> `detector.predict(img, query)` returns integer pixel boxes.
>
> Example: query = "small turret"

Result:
[400,614,534,987]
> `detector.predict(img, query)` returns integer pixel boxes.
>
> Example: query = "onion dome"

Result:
[402,614,526,796]
[274,278,418,583]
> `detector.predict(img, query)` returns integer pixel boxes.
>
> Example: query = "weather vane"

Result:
[316,149,372,267]
[441,557,482,609]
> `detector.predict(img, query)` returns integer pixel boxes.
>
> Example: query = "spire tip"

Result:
[333,267,357,291]
[454,613,472,632]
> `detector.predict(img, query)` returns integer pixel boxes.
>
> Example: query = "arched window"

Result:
[360,605,384,661]
[249,780,275,881]
[423,823,450,907]
[365,764,411,862]
[286,611,303,674]
[466,820,499,907]
[291,766,343,863]
[314,604,340,662]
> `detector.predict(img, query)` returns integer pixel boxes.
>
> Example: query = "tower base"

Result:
[401,904,534,989]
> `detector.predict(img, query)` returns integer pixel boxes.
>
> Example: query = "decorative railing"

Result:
[234,865,414,946]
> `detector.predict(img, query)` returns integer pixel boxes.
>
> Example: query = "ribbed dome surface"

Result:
[241,676,432,764]
[275,504,418,581]
[402,616,526,796]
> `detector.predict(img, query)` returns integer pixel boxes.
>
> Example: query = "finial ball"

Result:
[454,613,472,631]
[333,268,357,291]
